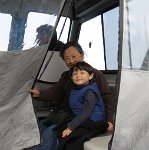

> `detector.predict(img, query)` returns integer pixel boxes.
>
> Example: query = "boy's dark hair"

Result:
[60,41,84,59]
[70,61,94,76]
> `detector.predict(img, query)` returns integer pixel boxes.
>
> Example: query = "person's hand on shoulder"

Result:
[29,88,40,98]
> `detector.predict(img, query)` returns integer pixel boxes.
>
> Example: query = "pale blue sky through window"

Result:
[0,13,12,51]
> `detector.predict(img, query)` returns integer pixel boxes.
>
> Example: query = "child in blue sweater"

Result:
[62,61,106,138]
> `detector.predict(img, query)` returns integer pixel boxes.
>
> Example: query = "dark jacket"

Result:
[39,68,115,123]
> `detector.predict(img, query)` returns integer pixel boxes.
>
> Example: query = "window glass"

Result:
[79,7,119,70]
[23,13,70,50]
[103,7,119,70]
[79,16,105,70]
[0,0,70,51]
[122,0,149,70]
[23,12,56,50]
[56,17,70,43]
[0,13,12,51]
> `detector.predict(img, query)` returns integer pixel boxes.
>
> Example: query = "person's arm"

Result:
[68,90,97,130]
[30,71,70,103]
[62,90,97,137]
[94,69,115,131]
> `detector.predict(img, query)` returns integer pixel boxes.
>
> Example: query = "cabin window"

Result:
[23,12,56,49]
[0,13,12,51]
[79,16,105,70]
[23,12,70,50]
[79,7,119,70]
[122,1,149,70]
[57,17,70,43]
[103,7,119,70]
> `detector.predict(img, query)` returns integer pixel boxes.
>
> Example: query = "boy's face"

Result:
[71,69,93,86]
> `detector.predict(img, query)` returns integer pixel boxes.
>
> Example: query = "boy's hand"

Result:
[107,122,113,132]
[62,128,72,138]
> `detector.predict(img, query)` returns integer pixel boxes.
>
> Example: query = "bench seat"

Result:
[84,133,112,150]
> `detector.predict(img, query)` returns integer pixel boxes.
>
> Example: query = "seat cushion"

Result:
[84,133,112,150]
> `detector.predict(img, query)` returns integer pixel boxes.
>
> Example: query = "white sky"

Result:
[0,13,12,51]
